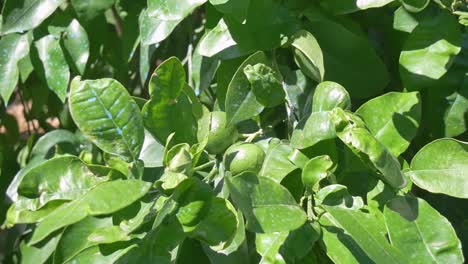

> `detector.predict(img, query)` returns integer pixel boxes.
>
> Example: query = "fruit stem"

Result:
[241,129,264,143]
[194,160,216,171]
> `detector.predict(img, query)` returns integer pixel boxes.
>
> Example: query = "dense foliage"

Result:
[0,0,468,263]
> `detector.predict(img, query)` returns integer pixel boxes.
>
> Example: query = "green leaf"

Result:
[356,92,421,156]
[304,12,389,99]
[62,19,90,75]
[320,204,406,263]
[223,0,299,51]
[148,57,185,99]
[69,77,144,162]
[332,109,407,189]
[393,6,419,33]
[142,91,199,145]
[259,139,297,183]
[198,19,245,58]
[318,0,394,14]
[190,197,237,247]
[225,51,270,124]
[0,33,31,104]
[29,179,151,245]
[70,0,115,22]
[29,129,80,162]
[399,0,430,12]
[5,201,65,227]
[17,156,105,210]
[290,111,336,149]
[226,172,307,233]
[302,155,334,193]
[20,231,62,264]
[147,0,206,19]
[407,138,468,198]
[35,35,70,102]
[54,216,113,263]
[139,8,179,45]
[139,130,164,168]
[400,11,462,90]
[290,30,325,83]
[68,244,135,264]
[244,63,285,107]
[210,0,250,22]
[256,231,288,264]
[0,0,65,35]
[444,87,468,137]
[312,81,351,112]
[140,0,206,45]
[117,217,185,263]
[384,195,464,263]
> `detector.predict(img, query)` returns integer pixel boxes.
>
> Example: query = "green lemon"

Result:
[205,111,239,154]
[224,143,266,176]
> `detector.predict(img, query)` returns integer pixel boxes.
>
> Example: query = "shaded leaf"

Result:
[384,195,464,263]
[356,92,421,156]
[290,30,324,82]
[62,19,90,75]
[35,35,70,102]
[226,172,307,233]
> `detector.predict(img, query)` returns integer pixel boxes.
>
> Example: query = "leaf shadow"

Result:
[387,196,419,222]
[321,224,376,264]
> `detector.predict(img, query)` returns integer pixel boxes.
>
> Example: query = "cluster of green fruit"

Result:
[203,111,265,176]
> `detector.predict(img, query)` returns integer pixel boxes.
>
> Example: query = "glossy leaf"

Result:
[0,0,65,35]
[320,206,406,263]
[400,11,461,90]
[29,129,80,162]
[226,172,307,233]
[29,179,151,245]
[444,88,468,137]
[290,30,325,82]
[148,57,185,99]
[69,77,144,162]
[139,130,164,168]
[35,35,70,102]
[0,33,31,103]
[198,19,245,58]
[190,197,237,247]
[147,0,206,19]
[142,91,199,145]
[20,231,62,264]
[225,52,269,125]
[139,8,179,45]
[384,195,464,263]
[63,19,90,75]
[117,217,185,263]
[54,216,113,263]
[407,138,468,198]
[17,156,104,210]
[356,92,421,156]
[400,0,430,12]
[302,155,334,193]
[290,111,336,149]
[244,63,285,107]
[259,139,297,183]
[332,109,407,189]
